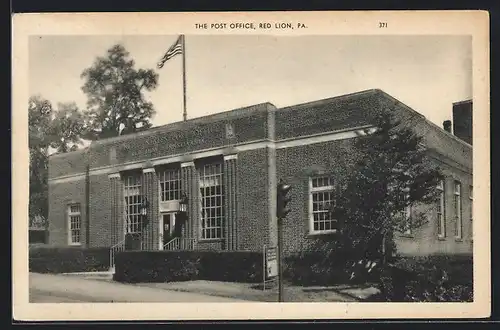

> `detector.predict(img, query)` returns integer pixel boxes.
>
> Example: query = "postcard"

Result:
[12,10,490,320]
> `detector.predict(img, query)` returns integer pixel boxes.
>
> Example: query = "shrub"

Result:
[283,251,355,286]
[29,230,47,244]
[282,251,473,302]
[368,255,473,302]
[201,251,263,282]
[113,250,263,283]
[29,246,110,273]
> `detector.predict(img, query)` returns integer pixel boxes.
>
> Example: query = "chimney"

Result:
[443,120,452,133]
[453,100,473,145]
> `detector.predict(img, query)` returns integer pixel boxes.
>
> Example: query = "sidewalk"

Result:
[29,273,247,303]
[43,272,380,302]
[132,280,378,302]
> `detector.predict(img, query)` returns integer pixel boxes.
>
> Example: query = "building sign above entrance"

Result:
[159,200,181,213]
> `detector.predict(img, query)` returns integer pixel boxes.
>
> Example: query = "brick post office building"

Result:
[47,89,473,257]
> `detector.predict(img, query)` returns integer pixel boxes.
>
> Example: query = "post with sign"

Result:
[265,245,278,283]
[276,179,292,302]
[263,244,278,291]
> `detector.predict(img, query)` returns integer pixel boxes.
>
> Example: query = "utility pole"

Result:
[276,179,292,302]
[277,216,284,302]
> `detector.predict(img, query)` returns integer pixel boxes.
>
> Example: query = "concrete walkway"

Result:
[29,273,248,303]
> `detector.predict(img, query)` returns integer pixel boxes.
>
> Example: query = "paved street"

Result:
[29,273,248,303]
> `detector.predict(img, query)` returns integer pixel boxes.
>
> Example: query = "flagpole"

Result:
[181,34,187,121]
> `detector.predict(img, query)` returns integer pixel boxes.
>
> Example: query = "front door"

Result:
[160,213,176,249]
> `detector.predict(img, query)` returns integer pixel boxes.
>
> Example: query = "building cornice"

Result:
[48,124,375,184]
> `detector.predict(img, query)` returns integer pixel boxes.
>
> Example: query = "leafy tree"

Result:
[28,96,85,227]
[47,102,86,153]
[28,96,53,228]
[80,44,159,140]
[329,110,442,265]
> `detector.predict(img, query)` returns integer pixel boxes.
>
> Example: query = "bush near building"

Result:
[113,250,264,283]
[283,252,351,286]
[369,255,473,302]
[283,252,472,302]
[29,246,110,273]
[283,251,381,286]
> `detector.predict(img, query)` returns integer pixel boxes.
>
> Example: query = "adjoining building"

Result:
[452,100,473,145]
[47,89,473,257]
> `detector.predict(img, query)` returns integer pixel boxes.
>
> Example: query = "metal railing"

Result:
[164,237,196,251]
[109,239,126,271]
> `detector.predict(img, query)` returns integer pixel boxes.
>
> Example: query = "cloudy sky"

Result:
[29,35,472,129]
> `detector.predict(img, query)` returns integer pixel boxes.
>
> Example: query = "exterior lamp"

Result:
[140,197,149,217]
[179,192,188,213]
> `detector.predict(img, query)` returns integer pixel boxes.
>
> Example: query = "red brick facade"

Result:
[47,89,473,256]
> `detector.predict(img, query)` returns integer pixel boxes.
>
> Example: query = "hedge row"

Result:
[29,230,47,244]
[29,246,111,273]
[369,255,473,302]
[283,252,473,288]
[283,251,359,286]
[282,251,473,302]
[113,250,263,283]
[393,255,473,285]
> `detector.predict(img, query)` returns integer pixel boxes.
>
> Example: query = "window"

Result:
[454,181,462,239]
[68,204,81,245]
[124,175,142,234]
[469,185,473,222]
[159,168,181,201]
[395,187,412,235]
[309,176,336,234]
[437,180,446,238]
[199,163,224,239]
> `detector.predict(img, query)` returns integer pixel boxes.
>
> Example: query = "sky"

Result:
[29,35,472,130]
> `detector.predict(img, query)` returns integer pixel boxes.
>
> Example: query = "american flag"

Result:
[157,35,183,69]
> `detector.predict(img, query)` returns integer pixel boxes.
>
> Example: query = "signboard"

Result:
[265,246,278,278]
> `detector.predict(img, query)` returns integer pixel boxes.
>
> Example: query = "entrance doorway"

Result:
[160,213,176,250]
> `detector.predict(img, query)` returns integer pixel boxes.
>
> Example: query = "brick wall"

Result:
[142,169,159,250]
[109,174,124,247]
[275,90,380,140]
[89,173,112,247]
[181,162,198,248]
[237,148,270,251]
[88,106,271,169]
[276,139,361,255]
[48,149,88,178]
[47,89,472,257]
[276,138,472,257]
[224,156,238,250]
[48,178,87,246]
